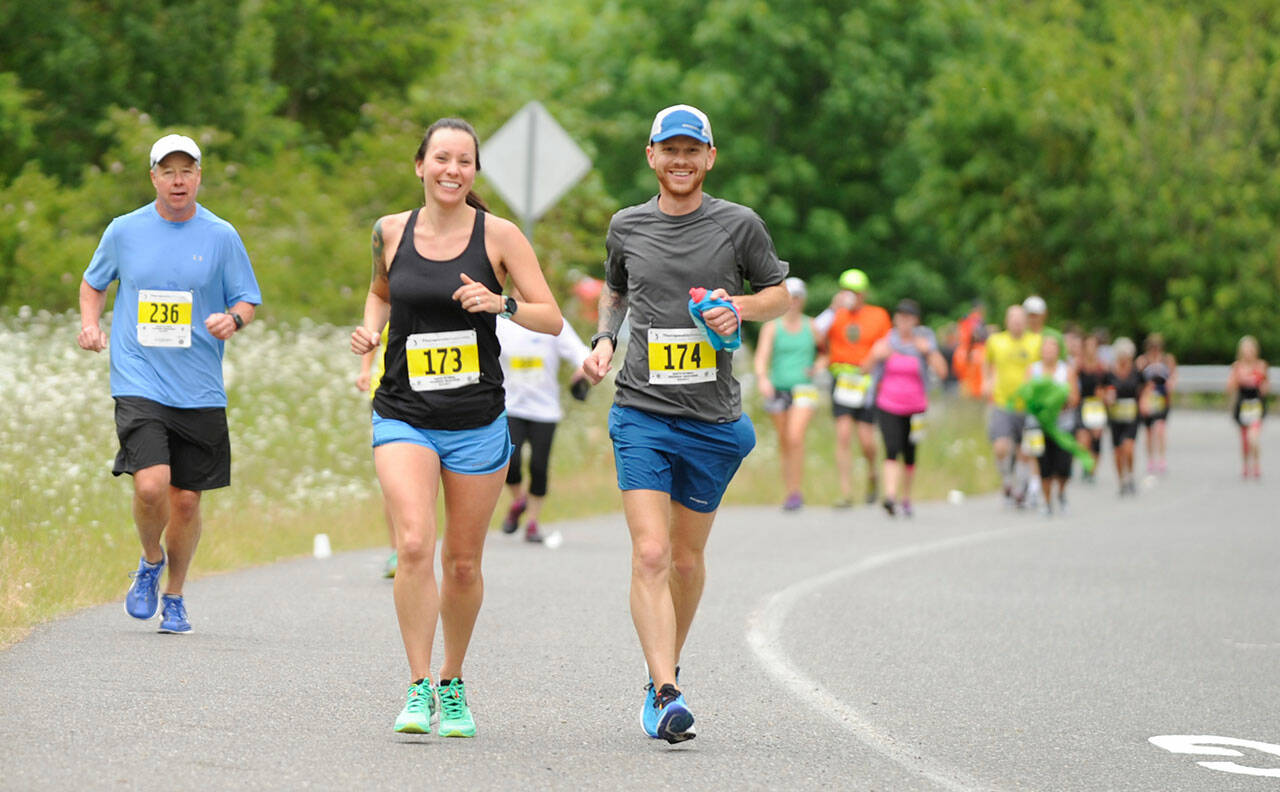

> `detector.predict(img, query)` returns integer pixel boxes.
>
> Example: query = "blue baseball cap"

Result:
[649,105,714,146]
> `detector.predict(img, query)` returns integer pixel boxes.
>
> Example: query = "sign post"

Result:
[480,101,592,239]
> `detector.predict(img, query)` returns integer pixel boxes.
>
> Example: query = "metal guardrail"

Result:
[1174,365,1279,393]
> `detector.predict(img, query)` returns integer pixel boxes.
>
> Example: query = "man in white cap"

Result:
[583,104,788,743]
[77,133,262,635]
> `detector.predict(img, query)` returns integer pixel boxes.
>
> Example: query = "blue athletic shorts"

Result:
[372,410,513,475]
[608,404,756,513]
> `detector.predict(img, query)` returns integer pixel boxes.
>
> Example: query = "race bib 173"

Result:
[406,329,480,391]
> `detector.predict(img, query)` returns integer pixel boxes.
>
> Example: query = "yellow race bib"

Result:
[1110,397,1138,423]
[1022,425,1045,457]
[648,328,716,385]
[909,413,927,443]
[1240,398,1263,426]
[792,383,820,408]
[833,369,871,408]
[406,330,479,391]
[1081,397,1107,430]
[136,289,193,348]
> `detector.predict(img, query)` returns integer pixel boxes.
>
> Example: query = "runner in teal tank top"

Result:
[753,277,820,510]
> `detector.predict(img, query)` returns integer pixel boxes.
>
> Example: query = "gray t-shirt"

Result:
[605,195,786,422]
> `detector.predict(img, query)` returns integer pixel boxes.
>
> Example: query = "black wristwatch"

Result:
[590,331,616,350]
[500,296,517,319]
[230,312,245,331]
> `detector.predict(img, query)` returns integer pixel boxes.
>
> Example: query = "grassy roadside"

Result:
[0,313,998,648]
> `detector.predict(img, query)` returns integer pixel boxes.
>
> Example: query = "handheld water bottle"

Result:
[687,287,741,351]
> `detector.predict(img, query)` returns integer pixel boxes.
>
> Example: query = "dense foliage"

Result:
[2,0,1277,360]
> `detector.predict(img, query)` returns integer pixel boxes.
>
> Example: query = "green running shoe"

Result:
[437,678,476,737]
[394,679,436,734]
[383,551,398,579]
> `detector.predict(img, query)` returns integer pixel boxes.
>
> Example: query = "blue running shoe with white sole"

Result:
[641,681,659,738]
[394,679,436,734]
[640,666,680,739]
[157,594,191,634]
[125,554,165,620]
[653,684,695,744]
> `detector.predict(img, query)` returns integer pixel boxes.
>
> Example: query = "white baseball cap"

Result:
[149,134,202,168]
[784,277,807,298]
[649,105,713,146]
[1022,295,1047,315]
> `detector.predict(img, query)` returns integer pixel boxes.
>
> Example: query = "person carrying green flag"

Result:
[1010,336,1096,516]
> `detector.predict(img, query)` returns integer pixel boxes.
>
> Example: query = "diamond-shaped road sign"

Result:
[480,101,592,231]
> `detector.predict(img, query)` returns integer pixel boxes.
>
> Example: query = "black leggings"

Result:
[506,416,557,497]
[878,411,917,466]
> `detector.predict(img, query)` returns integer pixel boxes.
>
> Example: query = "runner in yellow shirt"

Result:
[983,305,1042,505]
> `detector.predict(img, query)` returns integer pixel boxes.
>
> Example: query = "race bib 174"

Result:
[648,328,716,385]
[406,330,480,391]
[136,289,193,348]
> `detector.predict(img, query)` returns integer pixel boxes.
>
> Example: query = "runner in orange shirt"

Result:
[814,268,892,506]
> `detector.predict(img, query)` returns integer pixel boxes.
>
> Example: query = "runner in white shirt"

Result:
[496,309,592,541]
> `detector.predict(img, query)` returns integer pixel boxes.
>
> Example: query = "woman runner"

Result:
[867,299,947,517]
[1103,337,1147,496]
[496,291,592,541]
[1227,335,1269,479]
[1029,336,1076,514]
[1074,332,1108,483]
[752,276,819,510]
[350,118,563,738]
[1138,333,1177,475]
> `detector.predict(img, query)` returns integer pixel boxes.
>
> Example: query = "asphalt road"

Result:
[2,410,1276,791]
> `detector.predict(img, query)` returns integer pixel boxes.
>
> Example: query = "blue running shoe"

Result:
[641,681,660,738]
[125,554,165,620]
[640,666,680,739]
[158,594,191,634]
[653,684,696,744]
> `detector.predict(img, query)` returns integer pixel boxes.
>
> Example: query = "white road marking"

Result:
[1149,735,1280,778]
[746,526,1024,792]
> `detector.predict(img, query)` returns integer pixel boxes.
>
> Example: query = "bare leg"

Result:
[992,436,1014,490]
[161,487,202,594]
[624,489,679,690]
[132,465,170,565]
[384,499,395,551]
[857,419,879,495]
[523,494,546,523]
[668,503,715,664]
[902,462,916,504]
[437,466,506,681]
[784,407,814,496]
[881,458,900,503]
[769,410,790,495]
[376,443,442,682]
[834,415,855,501]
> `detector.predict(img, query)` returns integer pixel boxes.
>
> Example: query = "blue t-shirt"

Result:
[83,203,262,408]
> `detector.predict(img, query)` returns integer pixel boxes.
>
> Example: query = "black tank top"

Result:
[1077,364,1104,398]
[373,208,505,430]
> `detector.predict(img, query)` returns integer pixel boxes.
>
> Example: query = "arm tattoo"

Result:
[370,219,389,290]
[597,285,628,335]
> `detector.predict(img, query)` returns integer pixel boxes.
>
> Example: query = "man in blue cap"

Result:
[583,104,789,743]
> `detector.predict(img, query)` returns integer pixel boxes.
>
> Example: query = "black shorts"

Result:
[113,396,231,491]
[1037,435,1073,479]
[1109,420,1139,448]
[831,388,877,423]
[1141,411,1169,427]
